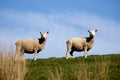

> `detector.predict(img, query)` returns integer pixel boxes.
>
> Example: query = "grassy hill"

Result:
[25,54,120,80]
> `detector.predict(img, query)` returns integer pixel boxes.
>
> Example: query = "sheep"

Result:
[66,29,97,59]
[14,31,49,61]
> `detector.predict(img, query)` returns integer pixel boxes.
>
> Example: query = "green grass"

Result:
[25,54,120,80]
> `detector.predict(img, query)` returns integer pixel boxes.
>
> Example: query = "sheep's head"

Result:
[40,31,49,40]
[88,29,97,37]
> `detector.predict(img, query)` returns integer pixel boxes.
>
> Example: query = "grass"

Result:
[0,46,120,80]
[0,46,27,80]
[25,54,120,80]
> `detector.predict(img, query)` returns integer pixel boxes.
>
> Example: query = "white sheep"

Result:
[14,31,49,61]
[66,29,97,59]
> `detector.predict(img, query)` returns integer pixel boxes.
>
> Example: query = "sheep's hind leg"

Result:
[20,49,25,61]
[14,47,20,61]
[66,48,72,59]
[14,50,19,61]
[66,41,72,59]
[70,50,74,59]
[66,50,70,59]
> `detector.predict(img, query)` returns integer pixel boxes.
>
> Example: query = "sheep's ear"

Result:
[95,29,98,32]
[47,31,49,34]
[40,32,42,34]
[88,30,90,33]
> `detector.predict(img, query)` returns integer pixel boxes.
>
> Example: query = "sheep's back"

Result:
[17,39,39,52]
[68,38,86,50]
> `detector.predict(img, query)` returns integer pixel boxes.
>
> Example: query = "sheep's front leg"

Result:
[34,50,38,61]
[84,46,88,58]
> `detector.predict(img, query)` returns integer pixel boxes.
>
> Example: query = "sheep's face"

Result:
[40,31,49,40]
[88,29,97,37]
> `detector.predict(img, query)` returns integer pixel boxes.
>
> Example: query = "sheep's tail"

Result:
[66,40,71,46]
[15,41,20,47]
[15,40,20,45]
[66,40,69,45]
[15,42,17,45]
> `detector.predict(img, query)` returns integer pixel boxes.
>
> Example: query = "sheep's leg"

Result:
[66,50,69,59]
[84,47,88,58]
[70,50,74,59]
[14,47,20,61]
[66,47,72,59]
[66,41,72,59]
[34,50,38,61]
[14,50,19,61]
[66,48,72,59]
[20,49,25,61]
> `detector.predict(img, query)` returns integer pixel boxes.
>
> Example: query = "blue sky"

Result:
[0,0,120,59]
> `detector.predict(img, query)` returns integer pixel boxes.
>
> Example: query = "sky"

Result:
[0,0,120,59]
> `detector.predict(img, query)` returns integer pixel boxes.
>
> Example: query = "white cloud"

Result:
[0,9,120,59]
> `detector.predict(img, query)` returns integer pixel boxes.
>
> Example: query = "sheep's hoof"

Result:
[33,58,36,61]
[85,56,87,58]
[66,57,68,59]
[34,59,36,61]
[72,56,75,59]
